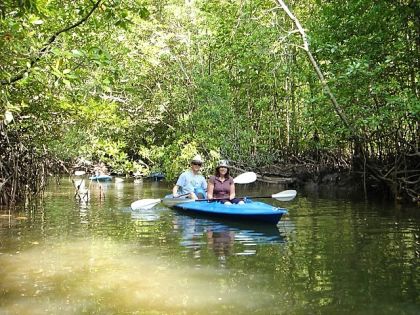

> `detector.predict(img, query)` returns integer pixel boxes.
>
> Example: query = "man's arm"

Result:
[172,185,180,197]
[173,173,186,197]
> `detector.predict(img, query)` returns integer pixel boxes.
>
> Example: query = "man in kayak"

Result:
[172,154,207,200]
[207,160,244,205]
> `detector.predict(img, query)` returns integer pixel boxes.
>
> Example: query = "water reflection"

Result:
[2,179,419,315]
[127,201,289,262]
[130,208,160,222]
[206,229,235,261]
[171,213,287,260]
[79,202,89,224]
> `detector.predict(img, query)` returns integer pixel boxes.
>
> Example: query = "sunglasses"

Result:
[192,162,202,166]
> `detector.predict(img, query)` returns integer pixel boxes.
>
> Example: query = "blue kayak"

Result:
[89,175,112,181]
[173,199,287,224]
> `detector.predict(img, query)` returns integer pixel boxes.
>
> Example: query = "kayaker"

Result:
[207,160,244,205]
[172,154,207,200]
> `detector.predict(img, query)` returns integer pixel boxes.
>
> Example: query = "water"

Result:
[0,178,419,314]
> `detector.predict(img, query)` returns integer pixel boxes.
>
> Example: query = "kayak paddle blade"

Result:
[272,190,297,201]
[131,199,161,210]
[234,172,257,184]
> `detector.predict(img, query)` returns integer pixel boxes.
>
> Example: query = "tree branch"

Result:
[274,0,355,135]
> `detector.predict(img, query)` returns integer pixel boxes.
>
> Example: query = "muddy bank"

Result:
[256,164,352,185]
[254,164,413,203]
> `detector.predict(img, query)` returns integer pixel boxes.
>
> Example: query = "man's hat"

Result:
[191,154,203,164]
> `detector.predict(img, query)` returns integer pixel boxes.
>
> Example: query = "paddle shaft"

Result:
[131,171,260,209]
[195,195,267,202]
[196,190,296,202]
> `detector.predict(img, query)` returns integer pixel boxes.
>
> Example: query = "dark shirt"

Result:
[209,175,234,198]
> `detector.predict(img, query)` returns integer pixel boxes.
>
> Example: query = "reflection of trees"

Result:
[269,197,420,310]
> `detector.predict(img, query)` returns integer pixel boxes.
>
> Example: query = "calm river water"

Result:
[0,178,419,315]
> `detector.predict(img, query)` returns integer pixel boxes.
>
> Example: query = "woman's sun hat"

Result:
[216,160,229,168]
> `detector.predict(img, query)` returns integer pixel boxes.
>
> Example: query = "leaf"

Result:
[29,15,44,25]
[4,111,13,124]
[71,49,83,57]
[63,79,71,87]
[138,7,150,19]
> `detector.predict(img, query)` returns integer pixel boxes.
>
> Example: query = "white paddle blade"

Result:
[272,190,297,201]
[74,170,86,176]
[234,172,257,184]
[131,199,161,210]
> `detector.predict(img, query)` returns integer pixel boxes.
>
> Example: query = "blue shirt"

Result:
[176,170,207,195]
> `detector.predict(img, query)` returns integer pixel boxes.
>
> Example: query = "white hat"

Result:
[191,154,203,164]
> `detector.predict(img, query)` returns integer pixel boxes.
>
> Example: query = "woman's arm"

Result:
[207,181,214,199]
[229,182,236,200]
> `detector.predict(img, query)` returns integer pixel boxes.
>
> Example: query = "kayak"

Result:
[89,175,112,181]
[161,195,194,207]
[130,195,191,210]
[166,198,287,224]
[147,172,165,181]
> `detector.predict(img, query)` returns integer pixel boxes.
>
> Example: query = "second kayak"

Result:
[89,175,112,181]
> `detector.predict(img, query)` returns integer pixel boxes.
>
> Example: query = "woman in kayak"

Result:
[207,160,244,205]
[172,154,207,200]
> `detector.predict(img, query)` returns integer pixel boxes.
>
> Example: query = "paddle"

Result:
[232,171,257,184]
[195,189,298,202]
[269,189,297,201]
[131,189,297,210]
[130,171,258,210]
[249,189,297,202]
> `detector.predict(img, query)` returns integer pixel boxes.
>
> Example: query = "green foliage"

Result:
[307,0,418,152]
[48,126,86,161]
[1,0,418,202]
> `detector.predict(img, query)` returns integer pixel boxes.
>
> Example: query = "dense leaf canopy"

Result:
[0,0,419,204]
